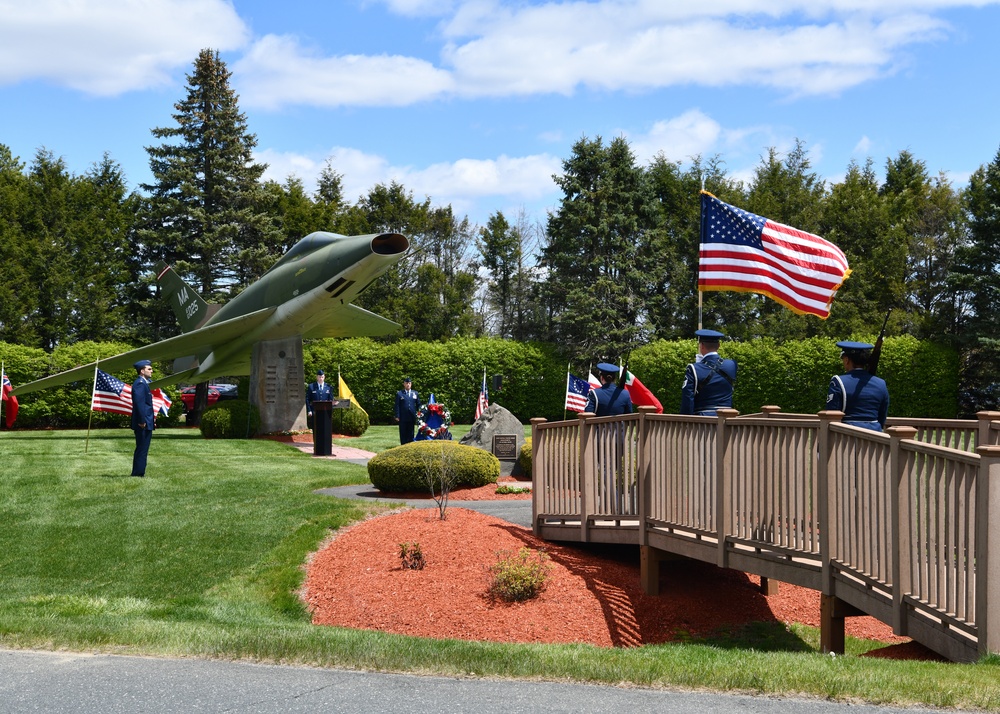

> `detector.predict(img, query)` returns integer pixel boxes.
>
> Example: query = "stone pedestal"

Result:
[459,403,526,477]
[249,336,308,434]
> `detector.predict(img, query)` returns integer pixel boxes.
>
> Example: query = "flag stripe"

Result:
[699,193,850,319]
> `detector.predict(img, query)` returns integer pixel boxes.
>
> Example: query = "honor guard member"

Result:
[681,329,737,416]
[585,363,634,416]
[130,359,155,477]
[827,341,889,431]
[394,377,419,444]
[305,369,333,424]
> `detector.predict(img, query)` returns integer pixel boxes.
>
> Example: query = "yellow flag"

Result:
[338,375,368,416]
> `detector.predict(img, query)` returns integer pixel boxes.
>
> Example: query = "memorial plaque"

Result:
[330,398,352,409]
[492,434,518,460]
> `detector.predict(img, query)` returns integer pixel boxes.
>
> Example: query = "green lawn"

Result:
[0,426,998,709]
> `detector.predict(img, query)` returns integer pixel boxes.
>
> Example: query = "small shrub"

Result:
[399,541,425,570]
[336,404,369,436]
[199,400,261,439]
[518,437,532,478]
[495,484,531,495]
[486,547,552,603]
[368,441,500,492]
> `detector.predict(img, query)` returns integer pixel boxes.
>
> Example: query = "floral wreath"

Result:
[416,401,452,439]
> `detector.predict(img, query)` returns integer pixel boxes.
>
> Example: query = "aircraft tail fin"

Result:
[154,261,217,332]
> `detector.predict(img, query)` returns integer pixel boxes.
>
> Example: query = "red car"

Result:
[180,386,220,413]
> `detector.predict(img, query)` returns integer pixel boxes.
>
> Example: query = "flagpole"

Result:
[86,359,100,454]
[698,290,703,331]
[564,363,570,421]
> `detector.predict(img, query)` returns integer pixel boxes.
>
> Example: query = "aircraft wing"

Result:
[302,303,401,339]
[12,307,276,396]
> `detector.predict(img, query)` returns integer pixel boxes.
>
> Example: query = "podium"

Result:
[311,401,333,456]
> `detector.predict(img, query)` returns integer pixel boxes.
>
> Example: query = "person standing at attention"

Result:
[305,369,333,428]
[826,341,889,431]
[585,363,633,416]
[130,359,155,477]
[681,329,737,416]
[394,377,419,444]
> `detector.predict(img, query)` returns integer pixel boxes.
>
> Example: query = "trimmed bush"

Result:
[335,404,369,436]
[518,437,532,479]
[199,400,261,439]
[368,441,500,492]
[486,548,552,602]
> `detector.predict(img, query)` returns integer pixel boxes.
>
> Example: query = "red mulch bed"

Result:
[302,507,944,661]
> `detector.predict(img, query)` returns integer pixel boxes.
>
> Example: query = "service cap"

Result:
[696,329,725,341]
[133,359,151,369]
[402,376,412,383]
[316,369,325,376]
[596,362,620,374]
[837,341,874,360]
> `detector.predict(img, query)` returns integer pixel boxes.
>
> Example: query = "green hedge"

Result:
[367,441,500,492]
[0,334,963,429]
[199,401,261,439]
[334,404,369,437]
[519,437,532,479]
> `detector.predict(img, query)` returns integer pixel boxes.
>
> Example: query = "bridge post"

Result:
[529,418,546,537]
[888,425,918,636]
[976,445,1000,657]
[977,411,1000,448]
[761,405,781,417]
[577,411,594,543]
[715,408,739,569]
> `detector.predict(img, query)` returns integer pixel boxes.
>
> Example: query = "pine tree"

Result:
[542,136,656,363]
[139,48,279,310]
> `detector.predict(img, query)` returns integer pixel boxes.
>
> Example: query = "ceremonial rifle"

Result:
[867,310,892,376]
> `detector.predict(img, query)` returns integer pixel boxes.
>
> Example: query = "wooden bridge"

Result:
[529,407,1000,662]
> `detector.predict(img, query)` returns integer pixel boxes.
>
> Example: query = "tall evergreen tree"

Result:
[0,145,34,345]
[542,136,656,363]
[139,48,279,317]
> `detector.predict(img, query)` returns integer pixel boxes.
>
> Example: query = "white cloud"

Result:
[257,145,560,216]
[0,0,248,94]
[853,135,874,156]
[234,34,454,109]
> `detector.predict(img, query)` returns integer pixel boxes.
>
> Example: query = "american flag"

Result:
[474,372,489,420]
[698,192,851,319]
[92,369,133,415]
[565,373,592,412]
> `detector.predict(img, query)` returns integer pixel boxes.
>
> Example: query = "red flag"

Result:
[623,370,662,413]
[699,192,850,319]
[1,373,18,428]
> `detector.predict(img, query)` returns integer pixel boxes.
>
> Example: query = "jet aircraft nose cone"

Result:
[372,233,409,256]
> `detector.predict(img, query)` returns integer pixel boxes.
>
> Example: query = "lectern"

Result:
[311,400,333,456]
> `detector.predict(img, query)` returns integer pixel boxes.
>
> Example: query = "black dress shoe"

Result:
[131,474,144,478]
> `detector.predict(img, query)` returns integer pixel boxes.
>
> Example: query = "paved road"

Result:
[0,649,945,714]
[316,484,533,528]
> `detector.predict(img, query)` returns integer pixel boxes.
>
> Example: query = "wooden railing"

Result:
[530,408,1000,662]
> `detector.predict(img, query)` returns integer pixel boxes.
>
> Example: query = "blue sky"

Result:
[3,0,999,229]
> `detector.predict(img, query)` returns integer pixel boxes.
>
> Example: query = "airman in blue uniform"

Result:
[585,363,634,416]
[130,359,155,477]
[305,369,333,421]
[584,363,634,513]
[394,376,419,444]
[826,341,889,431]
[681,329,737,416]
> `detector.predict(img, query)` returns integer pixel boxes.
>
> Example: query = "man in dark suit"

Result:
[130,359,155,477]
[681,329,738,416]
[394,377,419,444]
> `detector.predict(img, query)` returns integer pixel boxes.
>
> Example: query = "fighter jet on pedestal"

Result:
[12,231,409,396]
